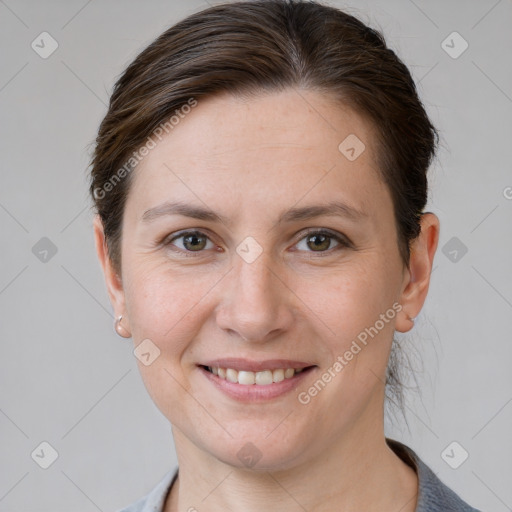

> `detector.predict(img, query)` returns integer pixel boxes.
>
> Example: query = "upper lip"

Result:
[199,358,316,372]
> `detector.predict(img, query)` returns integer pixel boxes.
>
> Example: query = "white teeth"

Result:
[207,366,306,385]
[255,370,273,385]
[272,368,284,382]
[238,370,255,385]
[284,368,295,379]
[226,368,238,383]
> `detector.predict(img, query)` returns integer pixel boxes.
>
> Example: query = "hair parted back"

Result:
[89,0,438,417]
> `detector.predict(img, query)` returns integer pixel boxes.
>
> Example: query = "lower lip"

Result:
[198,366,316,402]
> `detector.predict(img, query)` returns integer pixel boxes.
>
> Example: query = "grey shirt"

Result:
[117,438,481,511]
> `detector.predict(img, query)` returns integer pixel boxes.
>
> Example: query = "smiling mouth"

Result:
[200,365,316,385]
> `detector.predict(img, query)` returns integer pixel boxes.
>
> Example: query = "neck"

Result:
[164,419,418,511]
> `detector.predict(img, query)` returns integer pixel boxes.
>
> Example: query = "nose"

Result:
[215,249,295,343]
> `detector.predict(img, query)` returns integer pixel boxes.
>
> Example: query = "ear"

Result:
[395,212,440,333]
[93,214,130,334]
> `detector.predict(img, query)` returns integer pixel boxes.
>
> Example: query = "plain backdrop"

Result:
[1,0,511,511]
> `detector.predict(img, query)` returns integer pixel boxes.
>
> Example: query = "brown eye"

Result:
[166,231,214,254]
[295,229,349,255]
[306,233,332,251]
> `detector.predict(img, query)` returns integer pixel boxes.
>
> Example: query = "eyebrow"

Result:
[141,199,368,226]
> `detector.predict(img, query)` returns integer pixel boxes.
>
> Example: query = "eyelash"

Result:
[162,229,351,258]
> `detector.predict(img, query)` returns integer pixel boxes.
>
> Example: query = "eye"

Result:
[165,230,216,256]
[294,229,350,255]
[163,228,351,258]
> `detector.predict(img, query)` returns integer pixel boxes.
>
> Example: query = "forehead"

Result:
[126,89,391,224]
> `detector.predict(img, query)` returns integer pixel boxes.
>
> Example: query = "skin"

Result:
[94,88,440,511]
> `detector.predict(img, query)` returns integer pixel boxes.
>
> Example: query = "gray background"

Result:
[1,0,511,510]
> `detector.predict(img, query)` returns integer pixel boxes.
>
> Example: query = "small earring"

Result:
[114,314,131,338]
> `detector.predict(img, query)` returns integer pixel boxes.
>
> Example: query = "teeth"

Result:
[255,370,273,385]
[207,366,306,385]
[226,368,238,383]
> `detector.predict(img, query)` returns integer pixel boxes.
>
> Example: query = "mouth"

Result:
[197,359,317,402]
[200,365,313,385]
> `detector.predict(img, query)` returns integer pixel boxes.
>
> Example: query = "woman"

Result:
[90,1,480,510]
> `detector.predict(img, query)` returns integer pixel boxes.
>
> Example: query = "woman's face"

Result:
[95,89,432,471]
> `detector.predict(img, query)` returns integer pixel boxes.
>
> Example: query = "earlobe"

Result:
[93,215,129,331]
[114,314,132,338]
[395,213,440,333]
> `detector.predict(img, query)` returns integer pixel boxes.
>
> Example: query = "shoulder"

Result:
[386,438,482,512]
[115,468,178,512]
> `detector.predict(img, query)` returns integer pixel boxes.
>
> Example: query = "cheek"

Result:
[123,258,228,359]
[296,256,400,399]
[301,257,398,343]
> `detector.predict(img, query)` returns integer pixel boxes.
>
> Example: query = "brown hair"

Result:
[89,0,438,414]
